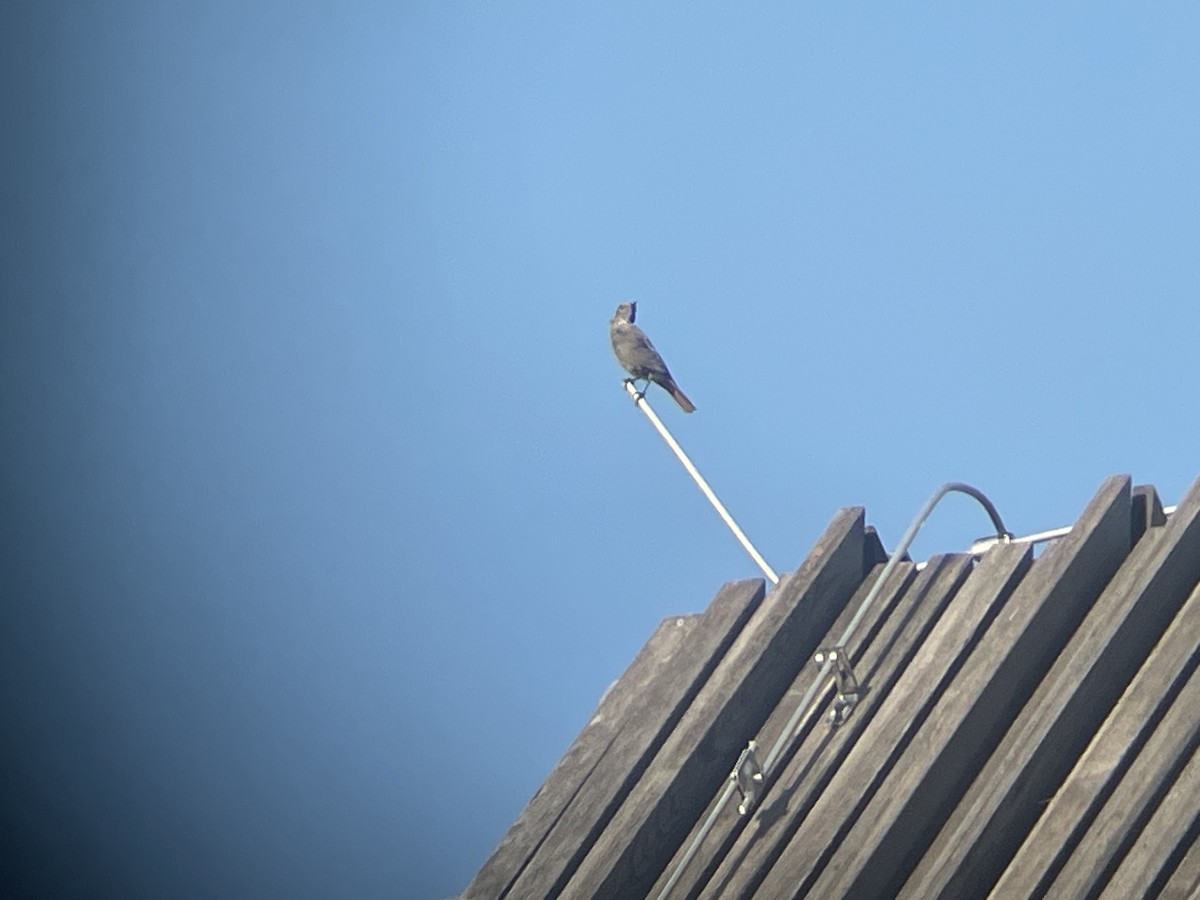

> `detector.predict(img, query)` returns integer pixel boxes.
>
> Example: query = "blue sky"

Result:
[2,4,1198,898]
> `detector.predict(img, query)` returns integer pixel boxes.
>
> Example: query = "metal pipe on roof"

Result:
[656,476,1179,897]
[622,380,780,585]
[969,504,1177,555]
[761,483,1011,773]
[656,481,1012,899]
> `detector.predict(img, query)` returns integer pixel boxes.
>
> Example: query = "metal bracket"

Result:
[730,740,764,815]
[968,532,1014,555]
[815,646,860,725]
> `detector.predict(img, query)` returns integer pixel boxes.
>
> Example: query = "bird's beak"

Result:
[629,301,637,322]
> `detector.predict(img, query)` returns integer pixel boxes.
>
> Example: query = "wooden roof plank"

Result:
[691,554,975,900]
[645,555,920,900]
[1040,580,1200,898]
[462,576,765,900]
[791,475,1133,900]
[1098,744,1200,899]
[1159,829,1200,900]
[747,537,1034,898]
[901,478,1200,898]
[993,577,1200,897]
[559,507,868,900]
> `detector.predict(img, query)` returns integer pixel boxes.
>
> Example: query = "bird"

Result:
[609,301,695,413]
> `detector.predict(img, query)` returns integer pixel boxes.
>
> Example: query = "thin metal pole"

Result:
[623,381,779,585]
[970,504,1178,553]
[656,780,739,900]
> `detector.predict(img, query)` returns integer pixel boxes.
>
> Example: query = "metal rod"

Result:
[623,381,779,585]
[655,481,1010,899]
[970,504,1178,554]
[761,485,1005,773]
[655,781,739,900]
[824,482,1010,668]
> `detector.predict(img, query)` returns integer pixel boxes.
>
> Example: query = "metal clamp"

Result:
[815,647,860,725]
[730,740,764,815]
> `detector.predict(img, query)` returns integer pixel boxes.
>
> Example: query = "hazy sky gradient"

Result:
[3,4,1199,897]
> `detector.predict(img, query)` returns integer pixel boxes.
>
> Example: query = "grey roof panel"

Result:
[561,506,869,899]
[463,576,764,900]
[1159,830,1200,900]
[902,477,1200,898]
[1098,744,1200,899]
[1042,576,1200,898]
[655,556,922,900]
[465,474,1200,900]
[995,576,1200,898]
[694,553,989,900]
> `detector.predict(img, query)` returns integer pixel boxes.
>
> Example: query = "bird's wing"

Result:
[629,325,661,358]
[629,326,671,377]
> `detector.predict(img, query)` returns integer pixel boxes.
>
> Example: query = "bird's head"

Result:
[612,301,637,325]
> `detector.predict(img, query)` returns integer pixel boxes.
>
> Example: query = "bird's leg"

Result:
[622,377,647,402]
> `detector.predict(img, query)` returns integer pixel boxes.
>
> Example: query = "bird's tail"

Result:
[666,380,696,413]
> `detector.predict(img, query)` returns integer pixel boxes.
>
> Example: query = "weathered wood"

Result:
[559,507,868,900]
[1159,831,1200,900]
[1040,580,1200,898]
[901,479,1200,898]
[1098,744,1200,899]
[1132,482,1168,539]
[791,475,1133,900]
[463,577,764,900]
[993,566,1200,896]
[647,557,920,900]
[467,474,1200,900]
[1053,644,1200,898]
[691,555,975,900]
[749,538,1033,899]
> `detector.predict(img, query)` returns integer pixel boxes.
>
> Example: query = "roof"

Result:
[463,474,1200,899]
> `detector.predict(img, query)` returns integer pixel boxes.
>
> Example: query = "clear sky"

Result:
[3,3,1198,898]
